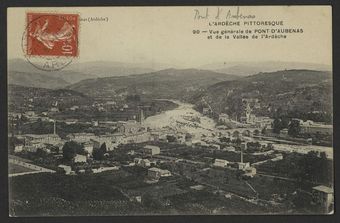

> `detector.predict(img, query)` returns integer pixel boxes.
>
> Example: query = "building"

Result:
[280,128,289,136]
[67,133,96,143]
[92,120,99,127]
[124,132,151,144]
[144,145,160,156]
[213,159,229,168]
[73,154,87,163]
[58,165,72,175]
[91,135,115,151]
[148,167,171,179]
[69,105,79,111]
[92,166,119,173]
[254,116,273,129]
[237,162,250,170]
[49,107,59,113]
[243,166,257,177]
[300,120,333,135]
[117,120,142,134]
[64,119,78,125]
[312,185,334,213]
[24,111,36,117]
[83,141,94,155]
[23,134,62,146]
[134,158,151,168]
[140,159,151,168]
[218,113,230,124]
[14,144,24,153]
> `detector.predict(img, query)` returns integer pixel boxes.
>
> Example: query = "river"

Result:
[144,100,216,137]
[144,100,333,159]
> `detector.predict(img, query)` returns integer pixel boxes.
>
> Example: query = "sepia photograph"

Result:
[6,5,333,216]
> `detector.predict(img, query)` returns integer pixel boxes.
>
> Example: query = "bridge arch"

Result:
[242,129,252,136]
[232,130,240,138]
[253,129,260,136]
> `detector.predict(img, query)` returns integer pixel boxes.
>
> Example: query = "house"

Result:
[271,153,284,161]
[243,166,257,177]
[218,113,230,123]
[223,146,236,152]
[240,142,247,150]
[280,128,289,136]
[83,141,94,155]
[69,105,79,111]
[49,107,59,113]
[67,133,95,143]
[73,154,87,163]
[312,185,334,213]
[148,167,171,179]
[134,158,151,168]
[211,144,221,150]
[14,144,24,153]
[144,145,160,156]
[237,162,250,170]
[140,159,151,168]
[65,119,78,125]
[92,166,119,173]
[24,111,36,117]
[213,159,229,168]
[254,116,273,129]
[58,165,72,175]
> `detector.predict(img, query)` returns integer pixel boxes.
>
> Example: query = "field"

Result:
[9,163,37,174]
[9,169,285,216]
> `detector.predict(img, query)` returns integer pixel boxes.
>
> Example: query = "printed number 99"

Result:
[193,30,200,34]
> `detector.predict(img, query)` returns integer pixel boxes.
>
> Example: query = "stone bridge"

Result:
[216,128,262,138]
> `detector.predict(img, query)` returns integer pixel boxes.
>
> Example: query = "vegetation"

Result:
[93,143,107,160]
[257,151,333,185]
[62,141,86,161]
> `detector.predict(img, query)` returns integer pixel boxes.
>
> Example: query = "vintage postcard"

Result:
[7,6,333,216]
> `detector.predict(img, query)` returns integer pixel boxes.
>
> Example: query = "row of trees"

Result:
[272,117,301,137]
[259,151,332,185]
[62,141,108,162]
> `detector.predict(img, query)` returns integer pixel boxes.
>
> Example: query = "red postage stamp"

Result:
[26,12,79,57]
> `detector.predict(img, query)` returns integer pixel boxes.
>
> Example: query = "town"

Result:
[8,92,333,215]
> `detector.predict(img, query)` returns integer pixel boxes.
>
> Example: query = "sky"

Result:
[7,6,332,68]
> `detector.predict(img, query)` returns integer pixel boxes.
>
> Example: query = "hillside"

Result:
[67,68,239,100]
[8,71,70,89]
[8,84,93,113]
[64,61,160,78]
[8,59,161,85]
[192,69,332,119]
[200,61,331,77]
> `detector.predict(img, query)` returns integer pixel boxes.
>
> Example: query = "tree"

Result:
[166,135,177,143]
[273,118,282,134]
[93,144,105,160]
[36,148,48,157]
[100,142,107,153]
[62,141,84,161]
[219,137,230,143]
[288,119,301,137]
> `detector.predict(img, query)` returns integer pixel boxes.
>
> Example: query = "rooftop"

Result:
[144,145,160,150]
